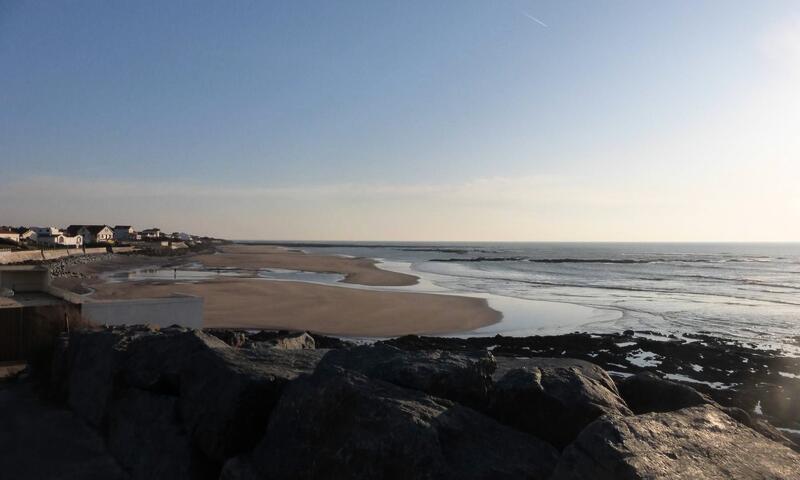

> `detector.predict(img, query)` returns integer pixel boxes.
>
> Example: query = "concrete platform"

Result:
[0,292,67,309]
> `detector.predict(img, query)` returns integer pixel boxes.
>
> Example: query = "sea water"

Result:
[261,242,800,352]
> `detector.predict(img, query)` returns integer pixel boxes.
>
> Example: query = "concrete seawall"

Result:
[0,248,109,265]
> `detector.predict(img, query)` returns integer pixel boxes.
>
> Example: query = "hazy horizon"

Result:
[3,1,799,241]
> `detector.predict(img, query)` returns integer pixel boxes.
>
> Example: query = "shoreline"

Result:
[55,244,503,337]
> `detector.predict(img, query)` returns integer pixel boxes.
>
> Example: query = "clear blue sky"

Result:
[2,1,799,240]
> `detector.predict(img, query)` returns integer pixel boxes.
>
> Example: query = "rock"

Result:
[619,372,799,451]
[219,456,261,480]
[618,371,713,414]
[65,329,130,427]
[179,343,327,461]
[251,367,559,480]
[488,357,632,449]
[206,329,248,348]
[552,405,800,479]
[121,328,222,394]
[0,382,127,480]
[720,406,799,451]
[319,343,495,408]
[108,388,208,480]
[48,333,71,401]
[249,331,316,350]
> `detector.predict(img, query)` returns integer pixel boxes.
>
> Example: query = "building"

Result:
[140,228,161,239]
[16,228,36,242]
[0,266,203,362]
[66,225,114,244]
[171,232,192,241]
[113,225,136,241]
[31,226,62,236]
[38,234,83,248]
[0,228,20,244]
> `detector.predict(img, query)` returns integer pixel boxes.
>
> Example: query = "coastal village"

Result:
[0,224,201,253]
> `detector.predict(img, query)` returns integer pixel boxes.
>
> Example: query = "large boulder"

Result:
[248,331,316,350]
[319,343,495,408]
[552,405,800,479]
[619,371,799,451]
[107,388,210,480]
[617,371,712,414]
[179,343,327,461]
[488,357,632,449]
[121,327,224,393]
[65,329,130,427]
[251,367,559,480]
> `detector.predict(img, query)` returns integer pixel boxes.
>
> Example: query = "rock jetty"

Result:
[29,326,800,479]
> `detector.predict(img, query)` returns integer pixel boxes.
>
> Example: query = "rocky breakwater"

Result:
[47,326,800,479]
[47,253,115,278]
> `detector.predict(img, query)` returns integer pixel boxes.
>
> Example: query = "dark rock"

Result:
[320,343,495,408]
[65,329,130,427]
[108,388,209,480]
[618,371,712,414]
[179,343,327,461]
[308,332,355,349]
[206,329,248,348]
[121,328,221,394]
[249,331,315,350]
[252,367,559,480]
[0,382,127,480]
[720,406,799,451]
[219,456,261,480]
[552,405,800,479]
[619,372,799,451]
[488,357,632,449]
[48,333,71,401]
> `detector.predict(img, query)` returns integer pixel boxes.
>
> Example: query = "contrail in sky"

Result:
[522,11,548,28]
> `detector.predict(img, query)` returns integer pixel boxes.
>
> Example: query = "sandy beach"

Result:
[87,278,499,336]
[193,244,418,286]
[59,245,500,336]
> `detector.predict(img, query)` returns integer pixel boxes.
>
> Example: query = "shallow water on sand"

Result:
[251,242,800,353]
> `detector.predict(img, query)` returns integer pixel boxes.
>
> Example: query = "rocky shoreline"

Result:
[8,326,800,479]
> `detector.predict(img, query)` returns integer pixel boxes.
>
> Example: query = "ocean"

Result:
[261,242,800,353]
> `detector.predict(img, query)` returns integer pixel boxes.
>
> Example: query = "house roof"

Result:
[0,227,18,235]
[66,225,111,235]
[114,225,132,230]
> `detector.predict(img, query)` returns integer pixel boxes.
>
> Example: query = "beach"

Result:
[56,244,501,336]
[193,244,418,286]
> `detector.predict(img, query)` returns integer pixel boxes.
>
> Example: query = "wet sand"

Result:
[193,244,418,286]
[61,244,501,336]
[88,278,500,336]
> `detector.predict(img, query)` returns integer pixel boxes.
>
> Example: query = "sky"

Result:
[1,0,799,241]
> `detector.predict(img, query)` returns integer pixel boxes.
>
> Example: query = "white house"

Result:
[17,228,36,242]
[38,234,83,248]
[113,225,136,241]
[140,228,161,239]
[32,226,62,236]
[0,228,20,244]
[66,225,114,244]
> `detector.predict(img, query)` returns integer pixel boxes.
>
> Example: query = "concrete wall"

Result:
[0,251,44,265]
[80,295,203,329]
[111,246,137,253]
[41,250,71,260]
[0,270,50,292]
[0,247,109,265]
